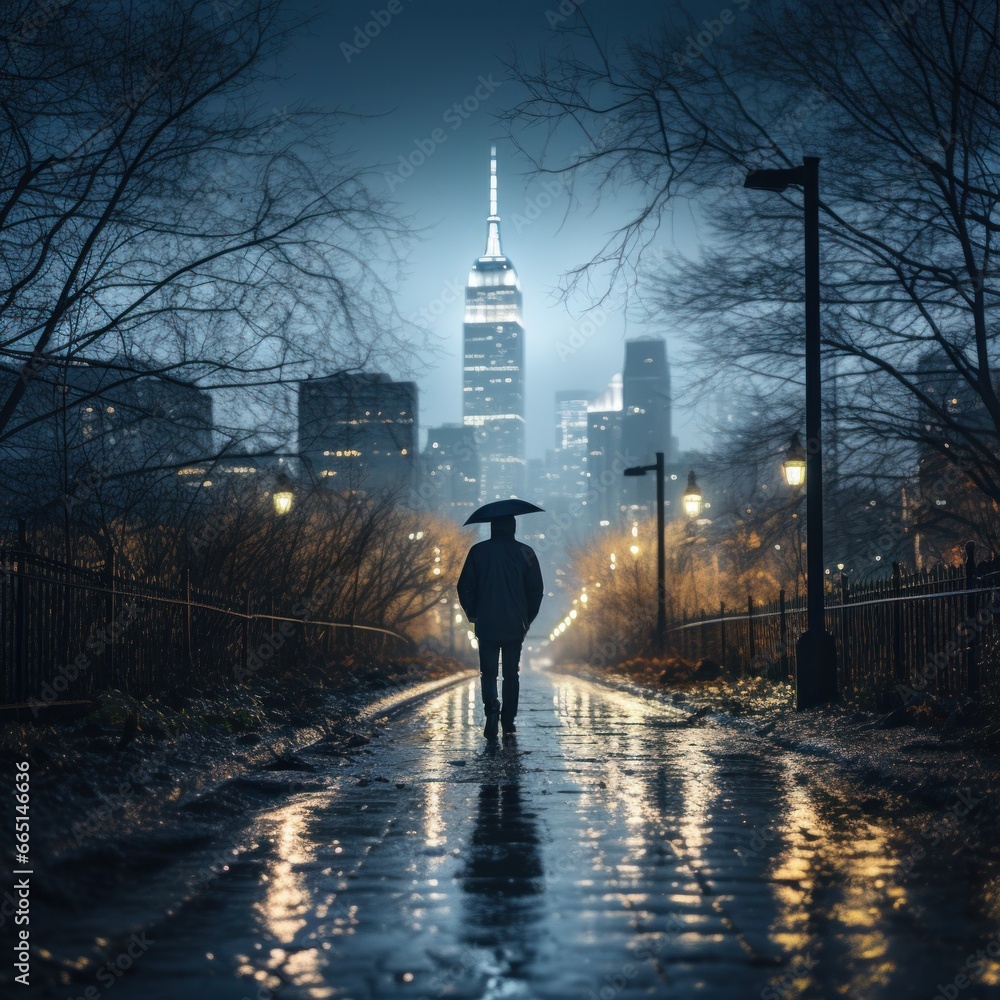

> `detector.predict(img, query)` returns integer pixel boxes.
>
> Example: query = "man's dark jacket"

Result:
[457,519,543,642]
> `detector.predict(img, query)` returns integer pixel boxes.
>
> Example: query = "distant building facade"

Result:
[622,337,674,462]
[553,389,590,501]
[586,375,624,530]
[419,423,480,521]
[621,338,675,513]
[298,371,417,495]
[911,348,995,566]
[462,146,526,502]
[1,358,213,518]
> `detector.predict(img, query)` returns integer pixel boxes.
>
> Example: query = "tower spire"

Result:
[484,144,503,258]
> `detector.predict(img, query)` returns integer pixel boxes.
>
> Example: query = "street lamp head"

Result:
[783,431,807,488]
[683,469,703,519]
[272,471,294,515]
[744,165,806,192]
[623,466,646,477]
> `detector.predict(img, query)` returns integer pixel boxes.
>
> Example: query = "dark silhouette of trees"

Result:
[17,478,466,657]
[0,0,414,501]
[505,0,1000,553]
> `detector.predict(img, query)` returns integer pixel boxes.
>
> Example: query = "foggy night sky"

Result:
[278,0,723,459]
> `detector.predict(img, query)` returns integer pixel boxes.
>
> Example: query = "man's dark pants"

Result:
[478,639,521,723]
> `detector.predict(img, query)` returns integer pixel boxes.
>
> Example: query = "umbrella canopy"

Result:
[463,498,545,525]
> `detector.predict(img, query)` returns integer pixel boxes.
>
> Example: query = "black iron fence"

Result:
[669,544,1000,709]
[1,547,412,709]
[9,538,1000,713]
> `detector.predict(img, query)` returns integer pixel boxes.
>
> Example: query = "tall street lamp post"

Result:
[624,451,665,656]
[745,156,837,708]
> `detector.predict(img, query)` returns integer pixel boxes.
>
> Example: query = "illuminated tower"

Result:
[462,146,526,501]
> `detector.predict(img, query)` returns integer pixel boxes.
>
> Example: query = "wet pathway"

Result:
[35,669,1000,998]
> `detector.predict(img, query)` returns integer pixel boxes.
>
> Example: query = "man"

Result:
[457,515,543,739]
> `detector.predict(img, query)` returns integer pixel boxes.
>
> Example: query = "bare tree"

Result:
[0,0,415,483]
[504,0,1000,549]
[701,404,910,585]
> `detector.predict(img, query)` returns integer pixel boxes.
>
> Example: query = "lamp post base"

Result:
[795,628,838,709]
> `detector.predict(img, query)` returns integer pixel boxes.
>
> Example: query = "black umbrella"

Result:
[463,498,545,525]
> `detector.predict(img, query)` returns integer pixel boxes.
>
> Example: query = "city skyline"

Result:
[277,1,707,463]
[8,5,1000,994]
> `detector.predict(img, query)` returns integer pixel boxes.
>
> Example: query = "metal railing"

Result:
[1,547,412,709]
[667,544,1000,709]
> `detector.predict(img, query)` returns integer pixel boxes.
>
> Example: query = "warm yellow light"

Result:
[784,461,806,487]
[272,490,293,515]
[272,471,294,515]
[783,432,807,487]
[629,544,639,555]
[570,610,577,619]
[683,470,703,518]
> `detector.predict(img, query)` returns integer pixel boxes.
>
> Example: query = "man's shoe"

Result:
[484,703,500,739]
[501,719,516,735]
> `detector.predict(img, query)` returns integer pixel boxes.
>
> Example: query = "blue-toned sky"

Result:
[279,0,724,458]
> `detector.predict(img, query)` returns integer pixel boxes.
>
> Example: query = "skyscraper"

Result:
[298,372,417,495]
[587,374,624,529]
[622,337,673,464]
[621,338,674,512]
[554,389,591,501]
[1,357,213,519]
[419,423,480,521]
[463,146,525,502]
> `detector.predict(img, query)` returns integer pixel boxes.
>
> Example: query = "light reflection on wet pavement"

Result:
[39,670,1000,997]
